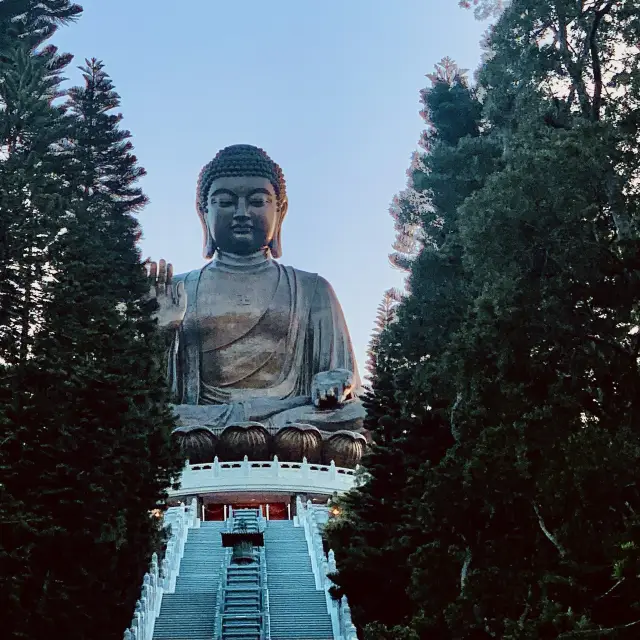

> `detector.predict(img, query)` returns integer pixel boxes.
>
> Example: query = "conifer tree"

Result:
[330,2,640,638]
[365,287,402,380]
[0,0,80,370]
[0,4,81,632]
[1,8,183,637]
[325,61,496,635]
[4,58,182,640]
[420,1,640,636]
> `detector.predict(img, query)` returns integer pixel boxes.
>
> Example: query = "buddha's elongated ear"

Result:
[201,213,216,259]
[269,196,288,259]
[204,229,216,259]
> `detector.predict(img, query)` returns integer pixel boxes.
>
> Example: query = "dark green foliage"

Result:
[327,2,640,638]
[365,288,401,380]
[326,67,490,637]
[0,7,183,638]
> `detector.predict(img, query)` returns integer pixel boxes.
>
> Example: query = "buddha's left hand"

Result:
[312,369,355,409]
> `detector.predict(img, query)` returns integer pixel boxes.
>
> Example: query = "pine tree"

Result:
[334,1,640,638]
[1,8,183,634]
[419,1,640,636]
[0,4,81,633]
[0,0,80,369]
[365,288,402,380]
[325,62,497,636]
[4,58,182,639]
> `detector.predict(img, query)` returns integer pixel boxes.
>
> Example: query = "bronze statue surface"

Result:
[148,144,366,466]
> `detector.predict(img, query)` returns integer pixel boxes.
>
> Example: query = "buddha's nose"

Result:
[233,198,250,218]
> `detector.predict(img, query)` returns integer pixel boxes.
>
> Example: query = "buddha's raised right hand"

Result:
[147,258,187,330]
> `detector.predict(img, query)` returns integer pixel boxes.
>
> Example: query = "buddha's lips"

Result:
[231,225,252,233]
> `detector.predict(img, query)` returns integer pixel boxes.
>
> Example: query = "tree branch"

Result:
[589,1,614,120]
[557,619,640,638]
[450,392,463,442]
[460,546,472,595]
[532,502,567,558]
[555,3,591,117]
[595,578,625,600]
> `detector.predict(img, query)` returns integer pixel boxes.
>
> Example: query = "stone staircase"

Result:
[264,521,334,640]
[150,513,336,640]
[152,521,225,640]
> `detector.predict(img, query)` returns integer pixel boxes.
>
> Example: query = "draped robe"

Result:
[168,255,364,433]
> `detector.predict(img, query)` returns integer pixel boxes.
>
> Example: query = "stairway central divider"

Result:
[215,508,267,640]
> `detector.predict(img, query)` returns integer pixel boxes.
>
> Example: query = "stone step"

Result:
[224,606,261,614]
[269,601,329,606]
[154,619,216,626]
[225,598,260,607]
[222,632,260,639]
[223,622,261,632]
[227,576,260,584]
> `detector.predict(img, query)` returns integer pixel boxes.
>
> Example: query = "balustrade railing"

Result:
[259,545,271,640]
[295,496,359,640]
[213,548,231,640]
[169,455,358,498]
[123,499,198,640]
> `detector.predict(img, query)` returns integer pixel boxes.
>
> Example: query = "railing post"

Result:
[162,553,170,588]
[303,499,322,589]
[328,549,337,574]
[341,595,358,639]
[293,495,303,527]
[213,455,221,478]
[242,454,250,477]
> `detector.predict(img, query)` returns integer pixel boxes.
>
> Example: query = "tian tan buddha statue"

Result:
[148,144,367,468]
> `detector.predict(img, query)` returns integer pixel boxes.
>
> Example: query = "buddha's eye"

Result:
[249,198,267,208]
[217,199,234,208]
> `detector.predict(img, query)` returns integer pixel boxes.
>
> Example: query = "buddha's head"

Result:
[196,144,288,259]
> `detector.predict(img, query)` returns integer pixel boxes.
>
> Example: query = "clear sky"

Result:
[53,0,487,374]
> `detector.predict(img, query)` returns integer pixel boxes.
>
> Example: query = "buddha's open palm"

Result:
[147,258,186,330]
[312,369,354,409]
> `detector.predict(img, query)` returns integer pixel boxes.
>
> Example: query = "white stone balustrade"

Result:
[168,455,358,499]
[123,499,198,640]
[296,496,359,640]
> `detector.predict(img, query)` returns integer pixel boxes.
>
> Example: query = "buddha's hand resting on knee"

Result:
[311,369,354,409]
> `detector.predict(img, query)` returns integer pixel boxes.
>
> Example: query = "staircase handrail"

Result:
[259,545,271,640]
[122,498,198,640]
[298,499,359,640]
[213,547,232,640]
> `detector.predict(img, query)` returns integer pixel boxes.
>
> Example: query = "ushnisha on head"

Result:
[196,144,288,259]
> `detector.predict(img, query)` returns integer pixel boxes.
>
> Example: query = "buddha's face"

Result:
[206,176,281,255]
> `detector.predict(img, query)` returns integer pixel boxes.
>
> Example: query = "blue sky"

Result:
[53,0,487,373]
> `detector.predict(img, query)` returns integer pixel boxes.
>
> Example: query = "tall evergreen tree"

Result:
[325,61,497,636]
[1,4,81,632]
[365,287,402,381]
[0,0,80,370]
[420,1,640,636]
[330,2,640,638]
[1,7,183,637]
